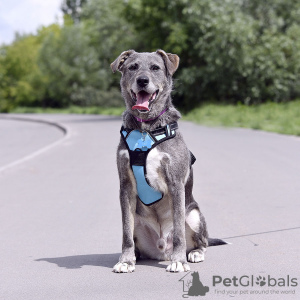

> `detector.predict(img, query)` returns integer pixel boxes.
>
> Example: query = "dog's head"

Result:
[111,50,179,119]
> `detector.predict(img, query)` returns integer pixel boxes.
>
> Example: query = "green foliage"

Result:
[1,0,300,112]
[61,0,88,23]
[80,0,141,87]
[0,34,45,112]
[38,0,132,108]
[124,0,300,107]
[38,24,104,107]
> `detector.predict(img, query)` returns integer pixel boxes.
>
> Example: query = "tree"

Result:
[61,0,88,23]
[81,0,141,86]
[123,0,300,107]
[0,33,46,112]
[38,24,98,107]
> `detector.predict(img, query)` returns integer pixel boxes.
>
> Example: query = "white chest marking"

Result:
[146,148,170,194]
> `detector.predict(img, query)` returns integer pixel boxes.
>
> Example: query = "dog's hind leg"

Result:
[184,169,209,263]
[185,206,208,263]
[186,208,208,263]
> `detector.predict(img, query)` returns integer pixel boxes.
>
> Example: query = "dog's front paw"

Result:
[188,249,205,263]
[166,261,190,272]
[113,262,135,273]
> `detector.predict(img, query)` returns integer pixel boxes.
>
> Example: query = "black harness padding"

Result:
[190,151,196,166]
[129,151,148,166]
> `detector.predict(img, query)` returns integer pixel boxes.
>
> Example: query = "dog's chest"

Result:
[146,147,169,194]
[121,128,173,204]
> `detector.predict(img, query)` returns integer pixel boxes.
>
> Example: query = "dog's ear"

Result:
[110,50,135,73]
[156,49,180,76]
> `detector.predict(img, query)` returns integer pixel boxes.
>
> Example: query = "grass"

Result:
[12,105,124,116]
[11,100,300,136]
[183,100,300,136]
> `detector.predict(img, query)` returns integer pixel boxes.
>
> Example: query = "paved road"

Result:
[0,117,64,170]
[0,114,299,300]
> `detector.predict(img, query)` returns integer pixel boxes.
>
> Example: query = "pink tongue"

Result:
[132,91,151,111]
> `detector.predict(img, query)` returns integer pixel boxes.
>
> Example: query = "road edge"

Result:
[0,114,71,173]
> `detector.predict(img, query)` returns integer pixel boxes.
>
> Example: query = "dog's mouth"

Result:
[131,90,159,111]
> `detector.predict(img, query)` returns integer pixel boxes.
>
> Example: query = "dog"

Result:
[111,50,225,273]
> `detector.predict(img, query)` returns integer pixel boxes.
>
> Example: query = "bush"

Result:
[37,0,137,109]
[0,34,46,111]
[124,0,300,107]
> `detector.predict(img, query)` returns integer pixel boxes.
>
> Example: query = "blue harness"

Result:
[121,122,196,206]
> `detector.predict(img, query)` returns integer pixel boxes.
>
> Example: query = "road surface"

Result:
[0,114,299,300]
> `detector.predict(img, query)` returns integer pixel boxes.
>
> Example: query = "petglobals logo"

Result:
[213,275,298,297]
[179,271,210,298]
[212,275,298,288]
[179,273,298,298]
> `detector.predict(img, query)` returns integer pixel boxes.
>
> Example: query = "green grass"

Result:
[12,105,124,116]
[183,100,300,136]
[11,100,300,136]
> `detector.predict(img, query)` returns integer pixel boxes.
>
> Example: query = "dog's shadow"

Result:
[35,253,167,270]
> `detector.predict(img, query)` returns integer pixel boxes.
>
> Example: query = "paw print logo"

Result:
[256,276,266,286]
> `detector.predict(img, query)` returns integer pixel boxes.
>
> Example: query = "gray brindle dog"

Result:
[111,50,225,273]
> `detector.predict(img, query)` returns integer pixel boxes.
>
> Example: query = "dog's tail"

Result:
[208,237,230,247]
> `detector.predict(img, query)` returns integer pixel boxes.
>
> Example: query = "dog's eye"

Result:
[129,64,138,71]
[151,65,160,71]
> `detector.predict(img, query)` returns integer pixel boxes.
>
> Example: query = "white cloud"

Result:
[0,0,63,45]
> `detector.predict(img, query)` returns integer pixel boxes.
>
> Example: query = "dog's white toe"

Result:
[188,250,205,263]
[113,262,135,273]
[166,262,190,272]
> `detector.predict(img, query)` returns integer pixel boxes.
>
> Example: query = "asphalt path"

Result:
[0,114,299,300]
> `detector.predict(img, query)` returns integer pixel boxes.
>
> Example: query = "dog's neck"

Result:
[122,104,181,131]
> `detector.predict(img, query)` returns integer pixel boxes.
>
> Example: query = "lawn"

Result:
[12,100,300,136]
[12,106,124,116]
[183,100,300,136]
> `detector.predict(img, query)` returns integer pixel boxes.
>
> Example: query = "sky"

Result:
[0,0,63,45]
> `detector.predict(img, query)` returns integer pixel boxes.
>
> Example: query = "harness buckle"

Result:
[165,124,171,137]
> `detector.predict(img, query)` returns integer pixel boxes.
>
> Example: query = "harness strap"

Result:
[129,151,147,166]
[151,122,178,136]
[120,122,196,206]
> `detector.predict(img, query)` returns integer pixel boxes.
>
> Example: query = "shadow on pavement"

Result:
[35,253,167,270]
[35,253,120,269]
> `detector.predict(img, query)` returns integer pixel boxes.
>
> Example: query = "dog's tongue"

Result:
[132,91,150,111]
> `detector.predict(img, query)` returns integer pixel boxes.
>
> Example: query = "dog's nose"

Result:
[137,76,149,88]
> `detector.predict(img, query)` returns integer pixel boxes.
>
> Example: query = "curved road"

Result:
[0,114,299,300]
